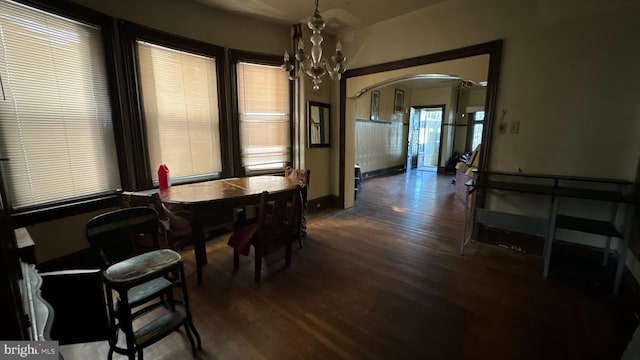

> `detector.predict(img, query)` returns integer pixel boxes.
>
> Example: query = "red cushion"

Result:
[227,223,257,256]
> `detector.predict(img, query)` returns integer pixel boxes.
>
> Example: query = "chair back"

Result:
[119,191,163,213]
[285,167,310,203]
[86,207,160,269]
[255,185,303,253]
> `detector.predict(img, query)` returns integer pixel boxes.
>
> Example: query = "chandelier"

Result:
[282,0,346,91]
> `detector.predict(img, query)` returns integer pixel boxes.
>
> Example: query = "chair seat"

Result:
[228,223,257,256]
[126,277,173,309]
[105,249,181,286]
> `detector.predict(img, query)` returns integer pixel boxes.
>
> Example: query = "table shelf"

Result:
[555,215,623,238]
[461,171,637,295]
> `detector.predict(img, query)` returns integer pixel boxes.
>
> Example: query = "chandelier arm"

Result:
[280,0,346,90]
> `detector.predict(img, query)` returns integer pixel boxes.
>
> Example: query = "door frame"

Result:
[339,40,502,208]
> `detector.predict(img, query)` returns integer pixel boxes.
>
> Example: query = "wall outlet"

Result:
[509,121,520,134]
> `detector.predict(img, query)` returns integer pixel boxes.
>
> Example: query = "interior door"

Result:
[407,108,420,169]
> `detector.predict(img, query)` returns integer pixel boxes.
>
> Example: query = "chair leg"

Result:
[183,323,198,357]
[188,320,202,350]
[233,249,240,271]
[178,264,201,351]
[137,349,143,360]
[254,245,262,282]
[285,241,292,267]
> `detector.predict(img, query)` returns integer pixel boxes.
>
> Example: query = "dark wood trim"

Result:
[118,20,229,188]
[413,104,446,169]
[362,165,405,180]
[10,195,119,228]
[339,76,347,208]
[227,49,295,177]
[306,195,335,213]
[340,40,503,208]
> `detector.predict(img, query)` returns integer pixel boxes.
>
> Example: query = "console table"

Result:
[462,171,637,294]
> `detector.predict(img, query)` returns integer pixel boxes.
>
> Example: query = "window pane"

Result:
[471,123,483,151]
[0,0,120,209]
[237,62,290,172]
[137,42,222,182]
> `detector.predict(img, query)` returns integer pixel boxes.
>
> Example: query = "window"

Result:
[469,110,484,151]
[232,51,291,175]
[0,0,119,210]
[119,21,227,188]
[137,42,222,184]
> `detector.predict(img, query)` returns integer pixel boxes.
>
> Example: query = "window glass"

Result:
[0,0,119,209]
[470,111,484,151]
[137,41,222,183]
[236,62,290,173]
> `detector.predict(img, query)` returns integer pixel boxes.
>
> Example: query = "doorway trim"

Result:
[339,40,503,208]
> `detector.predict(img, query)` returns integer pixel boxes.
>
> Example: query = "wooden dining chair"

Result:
[119,191,193,251]
[228,185,303,282]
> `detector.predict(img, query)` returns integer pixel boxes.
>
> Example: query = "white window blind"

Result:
[137,41,222,183]
[237,62,290,173]
[0,0,120,209]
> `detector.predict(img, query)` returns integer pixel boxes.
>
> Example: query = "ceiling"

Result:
[191,0,479,91]
[191,0,445,33]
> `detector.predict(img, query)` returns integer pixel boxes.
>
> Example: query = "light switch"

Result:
[509,121,520,134]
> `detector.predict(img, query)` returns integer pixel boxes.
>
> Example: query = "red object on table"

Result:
[158,164,170,190]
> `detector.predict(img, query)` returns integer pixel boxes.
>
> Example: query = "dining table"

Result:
[158,175,302,284]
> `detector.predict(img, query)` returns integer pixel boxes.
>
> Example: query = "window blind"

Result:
[237,62,290,173]
[137,41,222,183]
[0,0,120,209]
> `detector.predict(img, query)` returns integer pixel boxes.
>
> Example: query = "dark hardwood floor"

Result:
[61,170,634,359]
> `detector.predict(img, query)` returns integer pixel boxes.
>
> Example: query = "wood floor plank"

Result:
[60,170,633,359]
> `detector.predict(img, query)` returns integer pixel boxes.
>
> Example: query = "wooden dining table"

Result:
[158,175,302,284]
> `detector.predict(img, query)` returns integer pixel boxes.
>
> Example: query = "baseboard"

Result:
[307,195,335,213]
[362,165,404,180]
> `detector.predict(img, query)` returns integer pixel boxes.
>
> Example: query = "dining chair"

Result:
[228,185,303,282]
[119,191,193,251]
[86,207,201,359]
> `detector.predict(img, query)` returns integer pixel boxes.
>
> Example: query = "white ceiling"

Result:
[191,0,479,91]
[192,0,445,33]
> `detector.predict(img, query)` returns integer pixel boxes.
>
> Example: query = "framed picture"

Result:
[394,88,404,113]
[370,90,380,121]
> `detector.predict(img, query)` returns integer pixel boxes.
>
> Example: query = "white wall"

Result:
[338,0,640,276]
[355,121,405,174]
[341,0,640,181]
